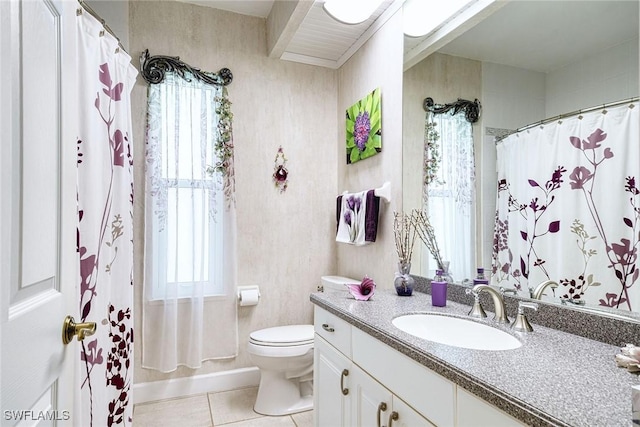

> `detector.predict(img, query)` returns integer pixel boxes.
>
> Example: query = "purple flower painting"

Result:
[346,88,382,164]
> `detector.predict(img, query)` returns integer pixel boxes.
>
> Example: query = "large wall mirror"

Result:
[402,1,639,315]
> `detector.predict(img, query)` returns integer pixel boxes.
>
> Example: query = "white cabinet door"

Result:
[351,366,392,427]
[351,365,434,427]
[0,0,78,424]
[314,335,352,427]
[391,396,435,427]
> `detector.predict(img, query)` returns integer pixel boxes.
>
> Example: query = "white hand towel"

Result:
[336,190,378,246]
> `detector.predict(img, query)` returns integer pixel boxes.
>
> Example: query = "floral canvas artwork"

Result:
[346,87,381,164]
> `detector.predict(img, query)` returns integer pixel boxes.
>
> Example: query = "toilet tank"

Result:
[319,275,361,293]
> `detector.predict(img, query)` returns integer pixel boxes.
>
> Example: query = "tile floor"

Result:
[133,387,314,427]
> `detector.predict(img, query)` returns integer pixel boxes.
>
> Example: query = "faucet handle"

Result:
[466,288,487,318]
[518,301,538,313]
[560,297,586,306]
[511,301,538,332]
[500,287,517,296]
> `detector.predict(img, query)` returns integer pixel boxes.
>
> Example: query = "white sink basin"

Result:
[392,314,522,351]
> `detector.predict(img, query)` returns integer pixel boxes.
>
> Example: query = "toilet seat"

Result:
[249,325,314,347]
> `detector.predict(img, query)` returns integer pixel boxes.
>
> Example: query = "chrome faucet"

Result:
[467,284,509,324]
[530,280,559,300]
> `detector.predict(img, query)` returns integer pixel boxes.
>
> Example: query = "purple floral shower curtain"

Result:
[76,9,137,426]
[492,102,639,311]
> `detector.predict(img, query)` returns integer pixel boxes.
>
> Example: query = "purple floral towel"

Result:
[336,189,380,245]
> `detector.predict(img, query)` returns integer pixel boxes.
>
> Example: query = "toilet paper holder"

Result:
[237,286,261,306]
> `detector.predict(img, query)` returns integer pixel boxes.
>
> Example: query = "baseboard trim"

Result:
[133,367,261,404]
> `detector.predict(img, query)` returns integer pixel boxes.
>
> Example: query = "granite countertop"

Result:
[310,289,640,427]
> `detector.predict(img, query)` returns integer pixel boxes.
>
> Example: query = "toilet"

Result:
[247,276,360,416]
[319,275,361,293]
[248,324,315,416]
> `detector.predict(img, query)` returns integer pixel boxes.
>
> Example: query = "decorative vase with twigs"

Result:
[411,209,450,281]
[393,212,419,296]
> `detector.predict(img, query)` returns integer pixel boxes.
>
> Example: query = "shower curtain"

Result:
[492,102,639,311]
[76,9,138,426]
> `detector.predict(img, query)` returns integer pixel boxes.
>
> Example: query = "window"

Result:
[423,111,476,281]
[145,72,227,300]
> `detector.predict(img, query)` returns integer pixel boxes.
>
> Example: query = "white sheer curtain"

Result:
[423,112,476,281]
[143,72,237,372]
[492,102,639,311]
[76,9,137,426]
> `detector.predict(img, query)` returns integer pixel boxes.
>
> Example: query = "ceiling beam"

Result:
[266,0,314,59]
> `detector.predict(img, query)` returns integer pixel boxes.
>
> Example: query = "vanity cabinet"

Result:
[351,364,433,427]
[314,306,526,427]
[313,307,432,427]
[351,327,454,426]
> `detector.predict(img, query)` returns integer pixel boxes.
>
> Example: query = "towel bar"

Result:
[373,182,391,202]
[343,182,391,202]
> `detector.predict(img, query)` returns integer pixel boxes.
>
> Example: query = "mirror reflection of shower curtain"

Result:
[492,102,639,311]
[423,112,476,281]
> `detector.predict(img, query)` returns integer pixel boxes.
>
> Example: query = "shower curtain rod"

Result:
[516,96,639,133]
[77,0,128,54]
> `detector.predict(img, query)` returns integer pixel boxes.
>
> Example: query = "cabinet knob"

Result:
[377,402,387,427]
[340,369,349,395]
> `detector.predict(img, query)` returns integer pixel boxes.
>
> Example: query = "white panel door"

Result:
[351,366,392,427]
[314,335,352,427]
[0,0,78,425]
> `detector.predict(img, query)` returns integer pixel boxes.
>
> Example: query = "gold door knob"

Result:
[62,315,96,345]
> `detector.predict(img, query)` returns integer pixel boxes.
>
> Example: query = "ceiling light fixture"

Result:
[323,0,386,25]
[403,0,472,37]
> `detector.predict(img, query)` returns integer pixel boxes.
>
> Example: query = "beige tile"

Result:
[208,387,261,425]
[291,410,313,427]
[133,394,212,427]
[221,416,296,427]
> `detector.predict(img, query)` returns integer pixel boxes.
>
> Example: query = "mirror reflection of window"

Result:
[423,111,475,282]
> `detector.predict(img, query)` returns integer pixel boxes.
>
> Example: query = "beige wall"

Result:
[336,10,404,287]
[402,53,482,276]
[130,1,338,382]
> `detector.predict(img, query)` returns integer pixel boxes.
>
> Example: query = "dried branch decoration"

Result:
[411,209,444,271]
[393,212,418,264]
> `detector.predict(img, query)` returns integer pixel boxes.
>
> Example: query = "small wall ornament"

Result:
[273,146,288,193]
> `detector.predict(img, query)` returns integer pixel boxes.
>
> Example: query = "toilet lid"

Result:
[249,325,314,347]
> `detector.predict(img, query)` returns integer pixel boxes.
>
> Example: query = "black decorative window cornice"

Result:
[139,49,232,86]
[423,97,481,123]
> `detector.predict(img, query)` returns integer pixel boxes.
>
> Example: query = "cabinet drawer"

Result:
[352,327,456,427]
[457,388,526,427]
[314,306,352,358]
